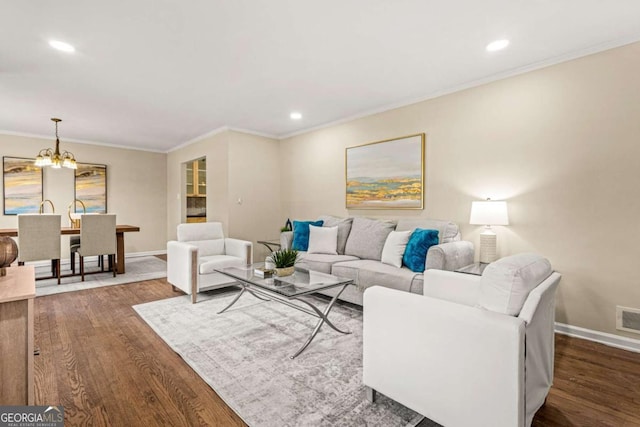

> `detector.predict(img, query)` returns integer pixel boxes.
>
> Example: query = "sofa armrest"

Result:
[280,231,293,250]
[363,286,525,427]
[422,269,482,306]
[167,240,198,299]
[426,240,474,271]
[225,238,253,264]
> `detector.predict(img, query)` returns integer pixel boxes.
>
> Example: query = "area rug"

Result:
[36,256,167,297]
[134,291,434,427]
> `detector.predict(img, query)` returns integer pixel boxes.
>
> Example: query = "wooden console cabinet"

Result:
[0,266,35,405]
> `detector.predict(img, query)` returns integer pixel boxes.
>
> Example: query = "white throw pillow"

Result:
[381,230,412,268]
[478,253,553,316]
[307,225,338,255]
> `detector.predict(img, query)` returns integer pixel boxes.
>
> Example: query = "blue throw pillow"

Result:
[402,229,440,273]
[292,220,324,251]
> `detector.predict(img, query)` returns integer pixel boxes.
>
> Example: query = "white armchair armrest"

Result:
[224,238,253,264]
[426,240,474,271]
[422,269,482,307]
[167,240,198,298]
[363,286,526,427]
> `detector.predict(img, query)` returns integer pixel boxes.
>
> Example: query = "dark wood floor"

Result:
[34,277,640,426]
[534,334,640,426]
[34,279,245,426]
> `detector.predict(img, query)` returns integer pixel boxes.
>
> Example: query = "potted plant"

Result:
[267,248,299,277]
[280,218,293,233]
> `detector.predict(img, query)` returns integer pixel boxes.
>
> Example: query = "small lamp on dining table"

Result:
[470,199,509,263]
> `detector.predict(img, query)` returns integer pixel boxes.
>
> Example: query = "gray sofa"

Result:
[280,215,474,305]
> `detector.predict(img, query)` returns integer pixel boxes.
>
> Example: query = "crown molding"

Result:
[5,34,640,150]
[168,126,231,153]
[278,34,640,140]
[169,126,279,153]
[0,129,166,153]
[227,127,279,140]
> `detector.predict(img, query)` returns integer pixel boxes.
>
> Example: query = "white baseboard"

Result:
[125,250,167,258]
[555,322,640,353]
[25,250,167,268]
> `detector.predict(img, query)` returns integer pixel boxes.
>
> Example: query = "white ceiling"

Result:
[2,0,640,152]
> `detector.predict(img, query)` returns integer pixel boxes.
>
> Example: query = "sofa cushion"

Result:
[403,229,439,272]
[396,219,460,243]
[189,239,225,257]
[177,222,226,256]
[308,225,338,255]
[199,255,247,274]
[318,215,353,255]
[331,259,423,294]
[344,217,396,261]
[292,220,324,251]
[297,253,360,274]
[178,222,224,241]
[381,230,412,268]
[478,253,553,316]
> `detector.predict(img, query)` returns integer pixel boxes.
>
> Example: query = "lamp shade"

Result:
[470,200,509,225]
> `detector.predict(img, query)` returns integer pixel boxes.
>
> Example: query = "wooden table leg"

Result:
[116,232,125,274]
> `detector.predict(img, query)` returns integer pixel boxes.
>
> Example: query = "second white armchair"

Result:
[363,253,561,427]
[167,222,253,303]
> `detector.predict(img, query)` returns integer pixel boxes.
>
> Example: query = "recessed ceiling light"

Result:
[49,40,75,53]
[486,39,509,52]
[290,112,302,120]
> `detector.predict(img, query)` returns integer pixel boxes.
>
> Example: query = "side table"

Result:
[455,262,489,276]
[257,239,281,252]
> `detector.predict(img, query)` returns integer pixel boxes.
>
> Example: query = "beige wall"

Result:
[6,41,637,340]
[166,131,230,238]
[227,131,283,262]
[166,130,282,263]
[279,42,640,339]
[0,134,167,256]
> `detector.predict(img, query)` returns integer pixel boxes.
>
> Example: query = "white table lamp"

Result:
[470,199,509,263]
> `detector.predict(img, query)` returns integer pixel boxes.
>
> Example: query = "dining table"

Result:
[0,225,140,274]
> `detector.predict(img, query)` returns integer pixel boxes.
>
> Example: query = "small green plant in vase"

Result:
[268,249,298,277]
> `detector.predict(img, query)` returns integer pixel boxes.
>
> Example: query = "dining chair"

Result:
[76,214,117,281]
[69,235,80,274]
[17,214,62,284]
[69,213,101,274]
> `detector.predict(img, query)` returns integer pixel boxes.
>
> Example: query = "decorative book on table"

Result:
[254,267,275,278]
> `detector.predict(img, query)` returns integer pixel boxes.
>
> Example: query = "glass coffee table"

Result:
[215,264,354,359]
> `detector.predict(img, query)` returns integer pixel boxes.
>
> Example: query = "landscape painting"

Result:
[3,156,43,215]
[75,163,107,213]
[346,134,424,209]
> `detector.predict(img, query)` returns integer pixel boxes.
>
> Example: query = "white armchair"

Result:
[363,253,561,427]
[167,222,253,303]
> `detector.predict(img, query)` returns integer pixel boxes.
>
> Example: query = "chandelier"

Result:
[35,118,77,169]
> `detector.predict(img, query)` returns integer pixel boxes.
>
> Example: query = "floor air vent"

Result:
[616,306,640,334]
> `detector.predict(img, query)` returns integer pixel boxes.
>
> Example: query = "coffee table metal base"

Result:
[218,282,351,358]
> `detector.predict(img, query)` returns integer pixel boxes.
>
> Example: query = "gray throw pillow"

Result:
[344,217,396,260]
[318,215,353,255]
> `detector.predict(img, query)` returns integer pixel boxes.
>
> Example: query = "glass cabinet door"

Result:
[197,158,206,195]
[186,163,194,195]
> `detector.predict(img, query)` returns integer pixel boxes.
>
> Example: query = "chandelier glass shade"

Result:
[35,118,77,169]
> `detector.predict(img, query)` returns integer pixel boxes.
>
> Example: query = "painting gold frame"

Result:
[345,133,425,210]
[74,163,107,213]
[3,156,43,215]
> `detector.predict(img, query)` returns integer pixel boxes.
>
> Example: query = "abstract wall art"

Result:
[75,163,107,213]
[346,133,424,209]
[3,156,43,215]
